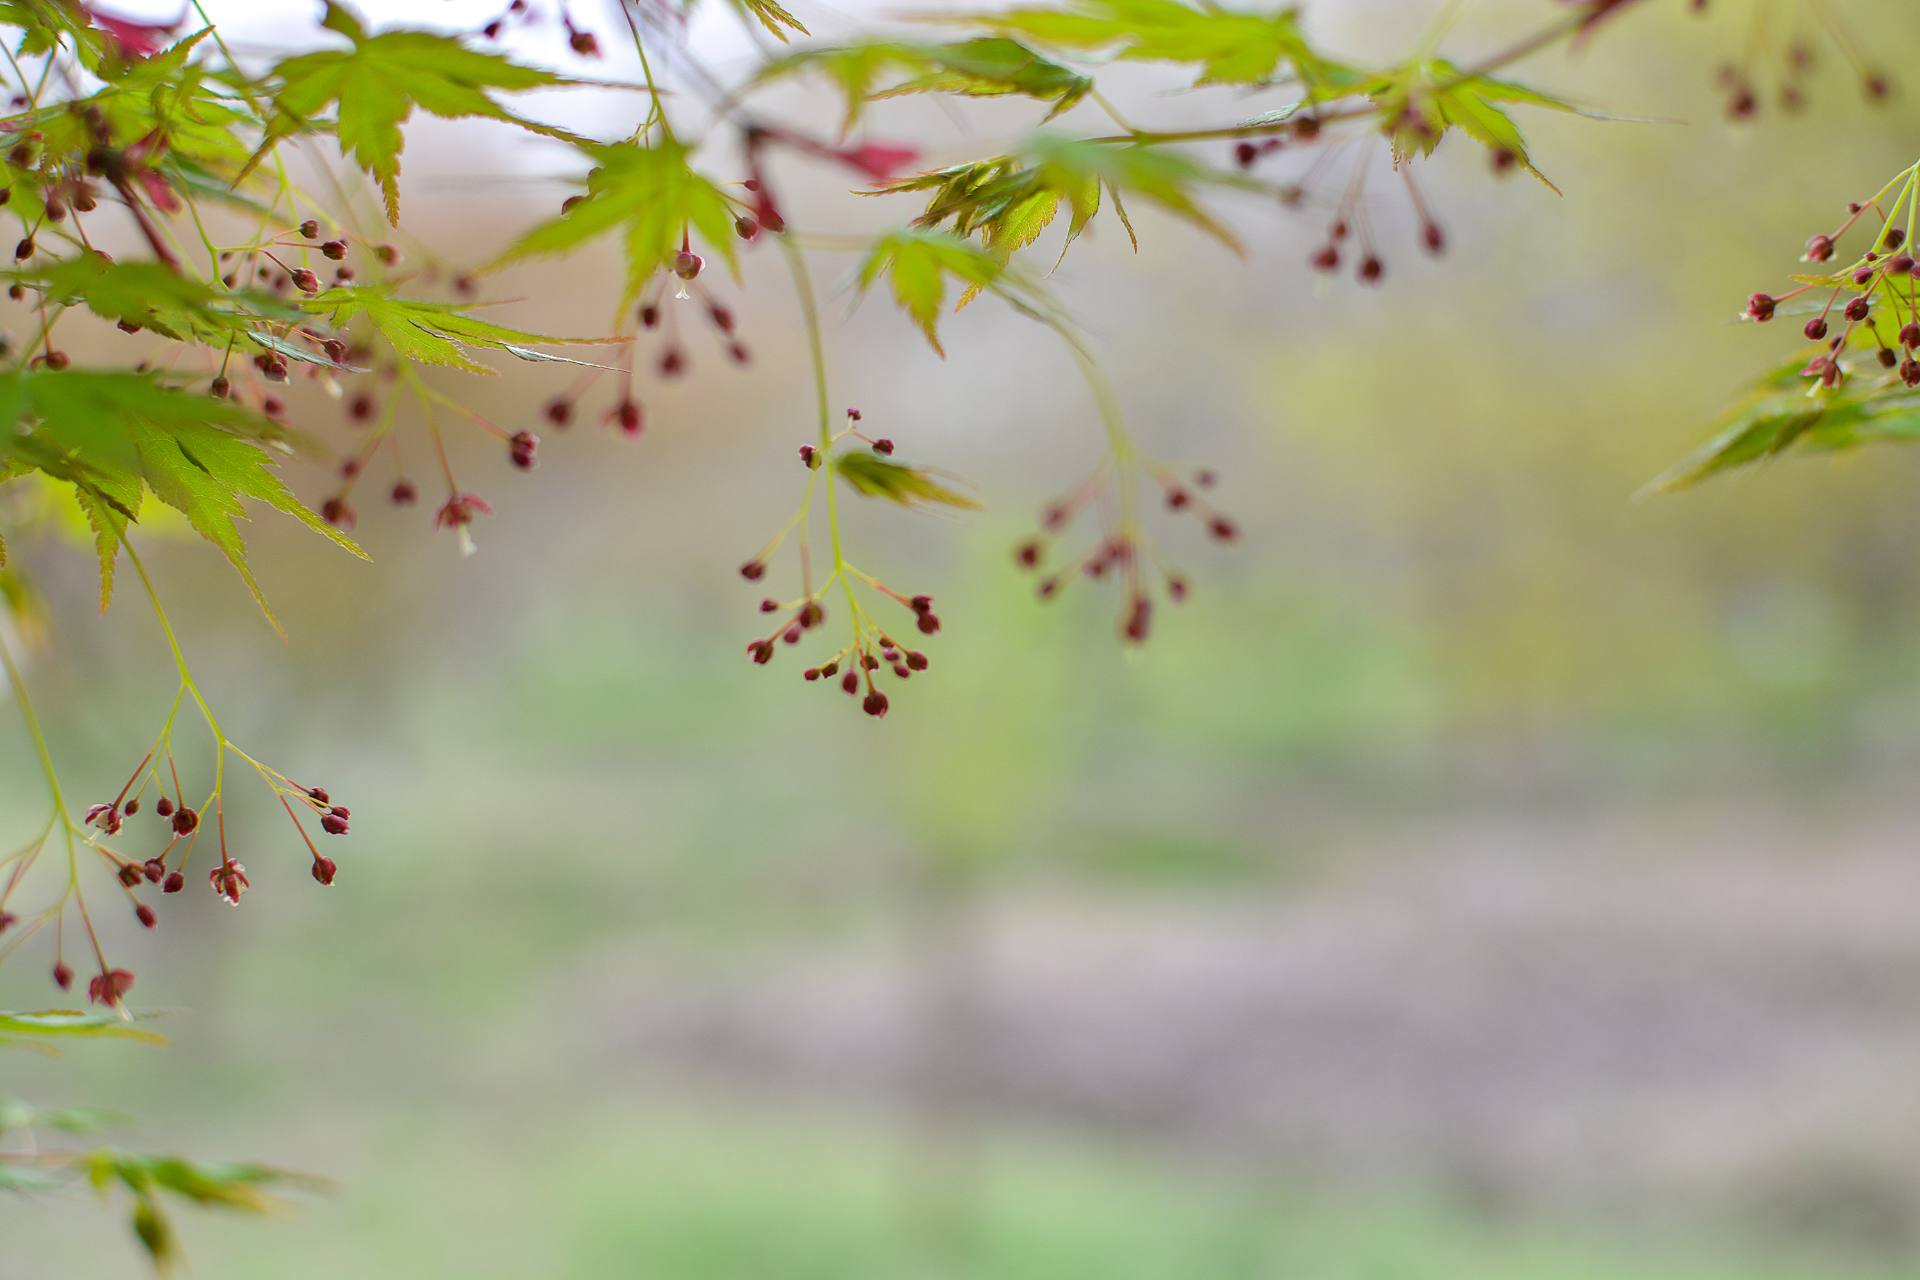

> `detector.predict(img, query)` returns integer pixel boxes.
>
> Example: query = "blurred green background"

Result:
[11,0,1920,1275]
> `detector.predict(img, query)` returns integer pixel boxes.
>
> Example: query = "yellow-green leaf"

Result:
[834,451,982,509]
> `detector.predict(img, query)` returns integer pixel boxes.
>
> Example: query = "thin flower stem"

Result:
[399,363,460,493]
[622,3,674,145]
[1064,340,1140,541]
[120,537,225,797]
[1086,101,1374,147]
[0,625,67,816]
[776,234,866,652]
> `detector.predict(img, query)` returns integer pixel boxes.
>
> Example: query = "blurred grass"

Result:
[13,1098,1913,1280]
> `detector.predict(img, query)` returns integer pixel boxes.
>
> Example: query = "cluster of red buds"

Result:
[1252,118,1448,288]
[215,215,387,298]
[1740,172,1920,392]
[184,210,581,555]
[298,234,577,545]
[0,743,350,1009]
[738,413,943,719]
[1015,464,1236,644]
[639,236,753,376]
[534,226,762,444]
[740,582,936,719]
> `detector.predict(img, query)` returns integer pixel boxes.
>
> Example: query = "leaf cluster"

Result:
[0,369,362,626]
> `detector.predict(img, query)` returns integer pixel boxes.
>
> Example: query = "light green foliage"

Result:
[493,138,741,308]
[253,3,573,222]
[1649,391,1920,494]
[93,1147,316,1271]
[875,133,1248,287]
[1363,57,1578,191]
[961,0,1341,89]
[759,37,1091,132]
[856,228,1058,353]
[834,450,983,509]
[730,0,810,41]
[1660,213,1920,491]
[8,254,297,347]
[0,1009,164,1047]
[1019,133,1247,248]
[0,370,362,623]
[3,1011,314,1272]
[304,286,600,375]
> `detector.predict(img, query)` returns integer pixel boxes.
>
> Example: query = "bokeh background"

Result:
[10,0,1920,1275]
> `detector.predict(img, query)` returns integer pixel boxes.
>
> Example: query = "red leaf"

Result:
[85,5,184,59]
[833,142,920,183]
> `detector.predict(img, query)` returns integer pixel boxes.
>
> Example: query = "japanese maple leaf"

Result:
[247,2,574,223]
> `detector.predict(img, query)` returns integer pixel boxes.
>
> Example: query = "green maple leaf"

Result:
[759,38,1091,133]
[8,253,297,349]
[834,451,982,510]
[0,370,363,628]
[1021,134,1245,250]
[70,480,134,612]
[303,286,604,374]
[856,228,1059,354]
[1364,59,1595,193]
[958,0,1345,89]
[250,2,574,223]
[99,1153,321,1212]
[491,138,740,308]
[731,0,810,41]
[0,1010,164,1046]
[873,133,1249,286]
[1653,302,1920,493]
[858,229,1010,354]
[1650,384,1920,494]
